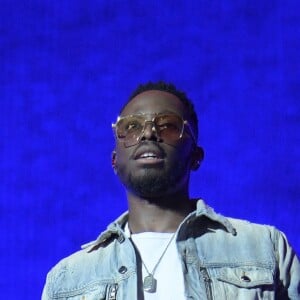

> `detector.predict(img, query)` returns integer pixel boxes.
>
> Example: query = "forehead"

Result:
[121,90,187,118]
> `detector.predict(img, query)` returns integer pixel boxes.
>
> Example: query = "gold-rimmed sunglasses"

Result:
[112,113,197,147]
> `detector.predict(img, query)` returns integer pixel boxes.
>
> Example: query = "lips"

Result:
[139,152,159,159]
[133,144,165,161]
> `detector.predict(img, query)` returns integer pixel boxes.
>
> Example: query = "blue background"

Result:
[1,1,299,298]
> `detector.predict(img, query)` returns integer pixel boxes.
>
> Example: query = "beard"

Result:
[122,160,189,200]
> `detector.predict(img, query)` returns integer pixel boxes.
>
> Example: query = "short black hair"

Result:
[120,81,199,141]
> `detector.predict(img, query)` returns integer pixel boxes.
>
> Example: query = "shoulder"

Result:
[228,217,284,240]
[228,217,275,233]
[46,234,120,281]
[43,243,117,299]
[226,216,284,247]
[194,200,280,242]
[45,248,95,283]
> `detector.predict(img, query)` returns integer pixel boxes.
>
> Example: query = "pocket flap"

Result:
[53,282,108,299]
[217,266,274,288]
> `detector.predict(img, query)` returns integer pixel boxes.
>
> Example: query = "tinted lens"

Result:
[114,114,185,147]
[155,114,184,143]
[116,115,145,147]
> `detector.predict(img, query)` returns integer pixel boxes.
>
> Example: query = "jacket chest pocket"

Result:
[55,283,118,300]
[215,266,275,299]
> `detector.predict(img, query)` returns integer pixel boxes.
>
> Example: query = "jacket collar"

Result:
[82,199,236,250]
[193,199,236,235]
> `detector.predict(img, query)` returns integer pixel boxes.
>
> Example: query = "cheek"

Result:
[167,143,194,166]
[115,145,131,166]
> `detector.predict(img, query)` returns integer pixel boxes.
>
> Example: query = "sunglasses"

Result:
[112,113,196,147]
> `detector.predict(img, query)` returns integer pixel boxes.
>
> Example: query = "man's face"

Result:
[113,90,198,199]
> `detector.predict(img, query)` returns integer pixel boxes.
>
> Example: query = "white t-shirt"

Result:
[125,224,186,300]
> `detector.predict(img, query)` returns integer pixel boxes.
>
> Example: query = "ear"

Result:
[191,146,204,171]
[111,150,117,173]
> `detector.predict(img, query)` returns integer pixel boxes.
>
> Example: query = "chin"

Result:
[128,172,170,197]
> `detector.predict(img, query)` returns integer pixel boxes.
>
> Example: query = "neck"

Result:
[127,191,196,233]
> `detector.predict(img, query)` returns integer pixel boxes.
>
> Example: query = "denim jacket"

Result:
[42,200,300,299]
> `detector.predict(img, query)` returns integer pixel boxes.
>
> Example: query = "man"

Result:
[42,81,300,299]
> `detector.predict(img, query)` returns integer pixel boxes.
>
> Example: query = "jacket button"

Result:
[118,266,127,274]
[241,275,251,282]
[118,235,125,243]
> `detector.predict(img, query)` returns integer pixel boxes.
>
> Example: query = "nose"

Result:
[140,121,160,142]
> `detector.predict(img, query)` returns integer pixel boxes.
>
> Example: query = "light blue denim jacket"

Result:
[42,200,300,299]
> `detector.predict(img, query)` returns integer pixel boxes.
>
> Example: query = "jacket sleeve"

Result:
[274,229,300,299]
[41,263,64,300]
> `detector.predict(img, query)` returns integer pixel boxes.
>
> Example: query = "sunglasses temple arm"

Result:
[185,122,197,144]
